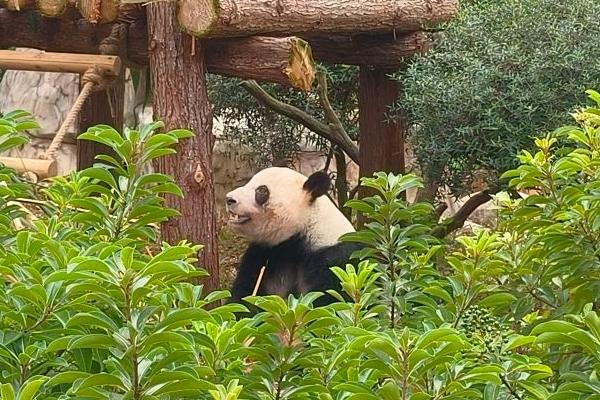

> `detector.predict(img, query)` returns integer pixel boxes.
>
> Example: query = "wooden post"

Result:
[77,74,125,169]
[357,66,406,226]
[147,2,219,293]
[358,66,406,179]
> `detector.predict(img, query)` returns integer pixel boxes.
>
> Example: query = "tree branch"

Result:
[240,79,360,164]
[334,147,351,219]
[315,71,358,163]
[431,188,498,238]
[434,202,448,219]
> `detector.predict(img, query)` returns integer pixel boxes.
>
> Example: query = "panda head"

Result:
[225,167,354,246]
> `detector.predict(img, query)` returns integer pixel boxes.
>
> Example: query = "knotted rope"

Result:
[43,66,113,161]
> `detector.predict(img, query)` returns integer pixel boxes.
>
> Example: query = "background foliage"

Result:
[395,0,600,196]
[207,65,358,167]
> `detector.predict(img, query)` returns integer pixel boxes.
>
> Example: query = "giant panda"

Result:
[225,167,361,308]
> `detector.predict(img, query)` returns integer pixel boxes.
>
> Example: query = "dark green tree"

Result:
[395,0,600,198]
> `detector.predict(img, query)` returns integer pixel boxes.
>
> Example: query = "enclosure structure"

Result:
[0,0,457,291]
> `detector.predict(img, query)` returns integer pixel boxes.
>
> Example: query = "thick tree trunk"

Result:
[357,66,406,226]
[358,66,406,178]
[0,11,315,88]
[179,0,458,38]
[147,2,219,292]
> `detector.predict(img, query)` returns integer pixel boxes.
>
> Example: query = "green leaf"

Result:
[1,383,15,400]
[17,377,46,400]
[68,334,119,350]
[72,373,124,392]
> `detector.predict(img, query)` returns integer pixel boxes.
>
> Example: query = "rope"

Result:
[43,66,112,161]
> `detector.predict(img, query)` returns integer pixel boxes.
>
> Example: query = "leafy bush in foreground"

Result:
[1,90,600,399]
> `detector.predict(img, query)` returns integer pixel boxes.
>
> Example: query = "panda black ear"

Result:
[303,171,331,201]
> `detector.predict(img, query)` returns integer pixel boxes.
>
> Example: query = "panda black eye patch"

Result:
[255,185,270,205]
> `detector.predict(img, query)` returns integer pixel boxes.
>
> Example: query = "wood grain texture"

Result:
[307,31,430,68]
[358,66,406,178]
[0,50,121,75]
[77,0,118,23]
[179,0,458,38]
[0,9,148,67]
[0,0,34,10]
[206,36,315,90]
[0,11,315,87]
[148,1,220,292]
[37,0,67,16]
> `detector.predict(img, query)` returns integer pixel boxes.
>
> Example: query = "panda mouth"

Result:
[228,212,251,225]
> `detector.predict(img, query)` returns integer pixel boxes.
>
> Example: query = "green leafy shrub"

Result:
[3,90,600,399]
[396,0,600,196]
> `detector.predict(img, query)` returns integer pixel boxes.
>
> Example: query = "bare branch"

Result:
[431,188,498,238]
[315,71,359,165]
[240,80,360,164]
[316,71,345,130]
[334,147,351,219]
[434,202,448,219]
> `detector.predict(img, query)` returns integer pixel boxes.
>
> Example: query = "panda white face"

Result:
[225,167,319,245]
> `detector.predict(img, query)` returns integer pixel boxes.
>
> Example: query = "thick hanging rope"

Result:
[43,66,112,161]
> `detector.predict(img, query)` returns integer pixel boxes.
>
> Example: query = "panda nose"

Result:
[226,197,237,207]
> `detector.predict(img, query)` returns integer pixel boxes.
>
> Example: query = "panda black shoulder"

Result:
[229,234,361,307]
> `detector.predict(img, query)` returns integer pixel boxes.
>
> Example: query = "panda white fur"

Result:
[225,167,361,308]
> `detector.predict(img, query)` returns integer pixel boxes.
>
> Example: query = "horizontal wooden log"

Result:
[178,0,458,38]
[0,12,315,88]
[0,156,57,178]
[0,49,121,75]
[205,36,315,90]
[306,31,430,68]
[37,0,68,17]
[0,0,34,10]
[0,9,148,67]
[1,11,428,71]
[1,0,72,16]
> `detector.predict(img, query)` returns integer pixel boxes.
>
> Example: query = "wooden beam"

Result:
[0,156,57,178]
[0,49,121,75]
[0,9,149,67]
[0,11,316,88]
[178,0,458,38]
[77,0,118,23]
[205,36,315,91]
[0,0,34,10]
[1,10,430,72]
[306,32,430,69]
[358,66,406,178]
